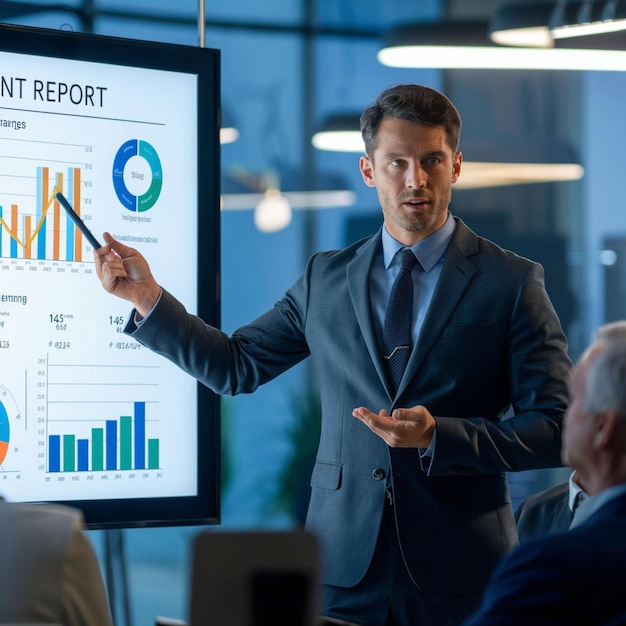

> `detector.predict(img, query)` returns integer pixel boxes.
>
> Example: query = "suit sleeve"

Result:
[429,262,571,475]
[127,274,311,396]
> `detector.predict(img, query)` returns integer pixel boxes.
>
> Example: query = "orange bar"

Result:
[24,215,32,259]
[73,168,82,262]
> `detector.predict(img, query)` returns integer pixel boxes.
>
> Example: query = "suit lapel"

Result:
[346,231,392,394]
[551,498,574,533]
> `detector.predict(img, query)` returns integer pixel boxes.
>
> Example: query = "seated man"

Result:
[0,497,113,626]
[514,321,626,543]
[464,326,626,625]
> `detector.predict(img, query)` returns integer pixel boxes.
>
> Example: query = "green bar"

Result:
[63,434,75,472]
[120,416,132,470]
[92,428,104,471]
[148,438,159,469]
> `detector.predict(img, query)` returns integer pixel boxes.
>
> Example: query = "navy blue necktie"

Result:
[383,248,418,393]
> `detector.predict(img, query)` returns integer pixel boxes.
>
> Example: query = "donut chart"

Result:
[112,139,162,212]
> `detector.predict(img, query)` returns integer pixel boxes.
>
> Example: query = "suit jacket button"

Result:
[372,468,385,481]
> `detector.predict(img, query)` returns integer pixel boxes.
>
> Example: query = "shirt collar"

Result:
[568,470,587,512]
[382,212,456,273]
[570,483,626,528]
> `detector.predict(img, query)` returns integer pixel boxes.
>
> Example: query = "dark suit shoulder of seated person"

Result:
[514,481,570,542]
[464,327,626,626]
[514,468,593,542]
[464,491,626,626]
[0,497,113,626]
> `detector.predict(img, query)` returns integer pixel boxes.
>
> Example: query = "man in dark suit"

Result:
[464,326,626,626]
[0,497,113,626]
[94,84,571,626]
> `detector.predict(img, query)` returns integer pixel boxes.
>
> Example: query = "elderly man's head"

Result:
[562,334,626,494]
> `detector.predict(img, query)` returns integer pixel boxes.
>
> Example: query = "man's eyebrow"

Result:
[422,150,447,158]
[381,149,448,159]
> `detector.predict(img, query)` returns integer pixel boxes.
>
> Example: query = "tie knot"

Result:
[398,248,417,272]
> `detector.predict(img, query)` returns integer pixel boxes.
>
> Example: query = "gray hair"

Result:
[584,337,626,420]
[593,320,626,343]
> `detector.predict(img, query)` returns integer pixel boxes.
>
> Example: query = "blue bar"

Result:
[36,167,46,260]
[134,401,146,470]
[106,419,117,470]
[65,170,75,262]
[38,217,46,259]
[49,434,60,472]
[77,439,89,471]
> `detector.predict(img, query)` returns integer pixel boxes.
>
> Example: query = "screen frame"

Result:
[0,22,221,529]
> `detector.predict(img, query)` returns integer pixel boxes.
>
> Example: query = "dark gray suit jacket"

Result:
[515,482,572,542]
[128,218,571,595]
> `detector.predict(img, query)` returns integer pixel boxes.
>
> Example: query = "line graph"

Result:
[0,166,88,261]
[0,135,95,262]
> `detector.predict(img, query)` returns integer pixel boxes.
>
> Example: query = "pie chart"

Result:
[0,396,10,465]
[0,384,18,466]
[112,139,163,212]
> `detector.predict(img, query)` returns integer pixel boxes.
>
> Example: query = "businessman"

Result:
[94,84,571,626]
[464,326,626,626]
[0,497,113,626]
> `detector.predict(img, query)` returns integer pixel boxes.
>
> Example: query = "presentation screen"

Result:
[0,23,221,528]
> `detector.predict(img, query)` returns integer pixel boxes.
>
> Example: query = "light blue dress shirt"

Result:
[369,212,456,352]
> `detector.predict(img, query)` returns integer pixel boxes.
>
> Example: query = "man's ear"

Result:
[593,410,618,449]
[360,155,376,188]
[451,151,462,184]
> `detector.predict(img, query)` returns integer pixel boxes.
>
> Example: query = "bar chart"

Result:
[48,401,160,473]
[46,361,161,476]
[0,165,86,261]
[0,134,95,263]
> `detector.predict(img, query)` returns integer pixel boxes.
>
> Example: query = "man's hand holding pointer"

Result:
[93,232,162,319]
